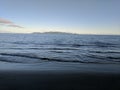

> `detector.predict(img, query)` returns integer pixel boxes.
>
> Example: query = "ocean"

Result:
[0,33,120,90]
[0,33,120,65]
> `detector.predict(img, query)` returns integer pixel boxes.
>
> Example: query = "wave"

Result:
[0,53,84,63]
[0,53,109,64]
[13,42,29,45]
[93,41,118,48]
[0,53,41,60]
[0,57,22,63]
[107,56,120,60]
[89,50,120,54]
[0,47,79,50]
[86,54,120,62]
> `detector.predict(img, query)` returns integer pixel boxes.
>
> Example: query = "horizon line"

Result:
[0,31,120,36]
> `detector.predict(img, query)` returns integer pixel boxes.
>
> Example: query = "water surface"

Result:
[0,33,120,64]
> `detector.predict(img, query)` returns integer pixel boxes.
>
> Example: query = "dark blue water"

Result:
[0,33,120,64]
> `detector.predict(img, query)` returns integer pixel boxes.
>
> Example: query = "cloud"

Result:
[0,18,23,28]
[9,24,24,28]
[0,18,13,24]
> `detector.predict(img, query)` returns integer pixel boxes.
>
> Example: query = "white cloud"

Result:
[8,24,24,28]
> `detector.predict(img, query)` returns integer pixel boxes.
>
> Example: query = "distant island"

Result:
[0,31,118,36]
[32,31,77,35]
[31,32,120,36]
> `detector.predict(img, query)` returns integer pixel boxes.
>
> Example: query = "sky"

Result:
[0,0,120,34]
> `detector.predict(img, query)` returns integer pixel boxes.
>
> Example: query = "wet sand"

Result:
[0,70,120,90]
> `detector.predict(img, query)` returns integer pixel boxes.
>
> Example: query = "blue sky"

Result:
[0,0,120,34]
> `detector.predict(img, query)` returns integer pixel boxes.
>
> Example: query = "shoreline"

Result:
[0,70,120,90]
[0,62,120,90]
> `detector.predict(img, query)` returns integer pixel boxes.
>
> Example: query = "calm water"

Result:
[0,33,120,64]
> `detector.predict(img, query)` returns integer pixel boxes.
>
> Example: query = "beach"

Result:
[0,70,120,90]
[0,62,120,90]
